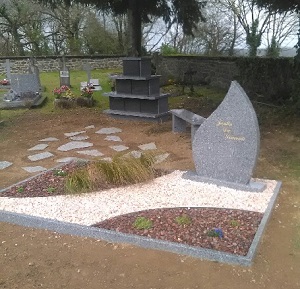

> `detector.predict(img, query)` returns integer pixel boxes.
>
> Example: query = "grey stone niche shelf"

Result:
[104,57,169,121]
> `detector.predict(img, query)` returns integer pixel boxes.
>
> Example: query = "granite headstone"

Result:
[191,81,264,191]
[59,56,70,87]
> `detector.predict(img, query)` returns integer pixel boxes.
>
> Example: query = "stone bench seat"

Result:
[170,109,205,139]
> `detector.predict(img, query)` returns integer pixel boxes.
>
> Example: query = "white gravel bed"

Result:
[0,170,278,226]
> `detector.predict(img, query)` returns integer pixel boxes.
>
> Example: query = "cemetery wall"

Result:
[154,55,294,102]
[0,55,295,101]
[0,55,123,74]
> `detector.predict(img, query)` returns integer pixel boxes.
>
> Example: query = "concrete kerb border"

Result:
[0,180,282,266]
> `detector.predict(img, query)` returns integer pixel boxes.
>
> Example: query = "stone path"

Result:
[1,126,170,183]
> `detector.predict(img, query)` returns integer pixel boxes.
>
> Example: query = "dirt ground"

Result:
[0,108,300,289]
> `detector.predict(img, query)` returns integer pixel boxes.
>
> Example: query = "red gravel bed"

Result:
[0,163,86,198]
[93,208,263,256]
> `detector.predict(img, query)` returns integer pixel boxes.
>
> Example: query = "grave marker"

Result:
[59,56,70,87]
[191,81,265,191]
[2,59,14,81]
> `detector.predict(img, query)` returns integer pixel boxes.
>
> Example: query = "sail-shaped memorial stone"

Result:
[191,81,265,192]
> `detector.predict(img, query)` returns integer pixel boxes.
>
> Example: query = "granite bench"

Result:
[170,109,205,139]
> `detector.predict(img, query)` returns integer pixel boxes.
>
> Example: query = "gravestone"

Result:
[83,62,92,83]
[1,63,45,108]
[28,57,41,88]
[80,62,101,91]
[191,81,265,192]
[10,74,40,96]
[2,59,14,81]
[59,56,70,87]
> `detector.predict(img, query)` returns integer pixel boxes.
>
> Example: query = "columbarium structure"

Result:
[104,57,169,121]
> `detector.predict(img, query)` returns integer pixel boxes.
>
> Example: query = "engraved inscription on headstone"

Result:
[192,81,261,187]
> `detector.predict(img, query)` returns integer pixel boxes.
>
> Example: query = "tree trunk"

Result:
[127,0,142,56]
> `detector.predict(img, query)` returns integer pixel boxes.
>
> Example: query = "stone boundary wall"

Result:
[0,54,294,100]
[154,55,294,100]
[154,55,239,89]
[0,55,123,75]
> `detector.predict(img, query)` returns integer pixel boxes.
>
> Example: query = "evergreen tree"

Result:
[38,0,206,56]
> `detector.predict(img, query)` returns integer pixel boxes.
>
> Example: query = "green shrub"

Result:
[133,216,153,230]
[175,214,192,226]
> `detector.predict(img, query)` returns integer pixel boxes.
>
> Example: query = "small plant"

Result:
[47,187,56,193]
[0,79,9,85]
[65,169,92,193]
[16,186,24,193]
[53,169,67,177]
[81,85,93,98]
[175,214,192,226]
[53,85,69,99]
[230,219,240,227]
[207,228,224,238]
[133,216,153,230]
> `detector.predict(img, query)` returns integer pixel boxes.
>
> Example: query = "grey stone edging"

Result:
[0,180,282,266]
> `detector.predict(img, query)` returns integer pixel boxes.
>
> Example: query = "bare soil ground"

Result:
[1,107,300,289]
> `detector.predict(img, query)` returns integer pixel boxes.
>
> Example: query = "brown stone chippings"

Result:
[93,207,263,256]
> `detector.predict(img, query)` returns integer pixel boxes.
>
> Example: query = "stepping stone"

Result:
[0,161,13,170]
[28,152,54,162]
[39,137,59,142]
[57,141,93,152]
[76,150,104,157]
[85,125,95,129]
[95,127,122,134]
[109,145,129,152]
[22,166,47,173]
[101,157,112,162]
[64,131,86,137]
[104,135,122,142]
[56,157,81,163]
[69,135,89,141]
[127,150,142,159]
[28,144,49,151]
[138,142,157,151]
[154,153,170,164]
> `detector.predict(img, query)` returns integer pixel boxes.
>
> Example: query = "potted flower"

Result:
[53,85,75,108]
[77,85,94,107]
[0,79,10,85]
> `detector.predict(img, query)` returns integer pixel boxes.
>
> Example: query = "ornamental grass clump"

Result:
[64,153,155,193]
[94,153,155,186]
[65,168,92,193]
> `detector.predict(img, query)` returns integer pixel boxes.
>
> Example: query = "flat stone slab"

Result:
[64,131,86,137]
[128,150,142,158]
[138,142,157,151]
[85,125,95,129]
[76,150,104,157]
[22,166,47,173]
[104,135,122,142]
[39,137,59,142]
[95,127,122,134]
[28,144,49,151]
[57,141,93,152]
[109,145,129,152]
[154,153,170,164]
[69,135,89,141]
[56,157,81,163]
[28,152,54,162]
[0,161,13,170]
